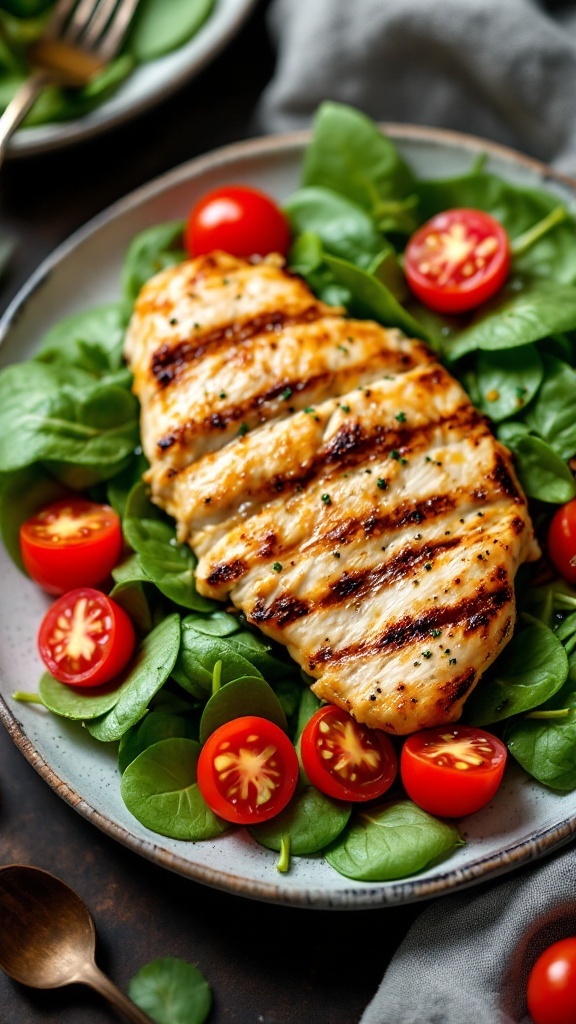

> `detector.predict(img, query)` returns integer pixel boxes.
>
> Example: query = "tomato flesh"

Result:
[196,715,299,825]
[400,724,507,817]
[548,499,576,585]
[527,938,576,1024]
[184,185,291,260]
[38,587,136,687]
[20,498,123,595]
[404,207,510,314]
[300,705,398,802]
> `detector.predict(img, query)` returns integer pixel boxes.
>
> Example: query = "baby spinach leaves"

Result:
[248,786,351,856]
[504,673,576,791]
[38,673,123,721]
[324,800,463,882]
[128,957,212,1024]
[118,710,200,773]
[120,737,228,840]
[198,675,287,744]
[121,221,186,316]
[474,346,543,422]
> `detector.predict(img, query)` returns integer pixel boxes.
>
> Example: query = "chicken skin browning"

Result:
[124,251,540,735]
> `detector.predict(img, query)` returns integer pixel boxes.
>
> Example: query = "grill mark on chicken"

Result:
[205,557,248,586]
[436,668,477,712]
[151,307,324,387]
[307,584,513,668]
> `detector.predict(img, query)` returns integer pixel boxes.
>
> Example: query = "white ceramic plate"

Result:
[2,126,576,910]
[6,0,259,158]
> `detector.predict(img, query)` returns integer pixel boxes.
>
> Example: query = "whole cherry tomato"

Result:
[38,587,136,688]
[527,937,576,1024]
[20,498,123,595]
[184,185,291,259]
[197,715,299,825]
[400,724,507,817]
[547,498,576,585]
[404,207,510,314]
[300,705,398,802]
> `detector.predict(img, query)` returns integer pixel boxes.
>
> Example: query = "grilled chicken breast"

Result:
[124,251,540,735]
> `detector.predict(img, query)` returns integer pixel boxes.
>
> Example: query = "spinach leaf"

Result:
[248,787,351,855]
[35,304,126,373]
[125,0,214,61]
[284,186,386,269]
[505,678,576,791]
[181,611,241,637]
[474,346,543,422]
[38,672,122,721]
[287,232,352,308]
[0,465,66,571]
[120,737,228,840]
[324,800,463,881]
[86,614,181,742]
[198,676,287,744]
[118,710,200,773]
[106,451,150,519]
[128,957,212,1024]
[323,254,429,340]
[464,622,569,725]
[121,221,185,315]
[503,433,576,504]
[173,620,264,699]
[123,482,214,611]
[445,281,576,361]
[301,102,418,233]
[109,579,154,636]
[524,354,576,460]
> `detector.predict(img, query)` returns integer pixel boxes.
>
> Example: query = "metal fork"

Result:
[0,0,140,168]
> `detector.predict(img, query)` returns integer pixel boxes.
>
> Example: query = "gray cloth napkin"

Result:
[256,0,576,175]
[255,2,576,1021]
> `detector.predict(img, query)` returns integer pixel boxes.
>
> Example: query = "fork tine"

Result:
[94,0,141,61]
[79,0,121,49]
[43,0,81,40]
[62,0,106,46]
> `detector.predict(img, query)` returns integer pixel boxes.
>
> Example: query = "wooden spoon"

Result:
[0,864,155,1023]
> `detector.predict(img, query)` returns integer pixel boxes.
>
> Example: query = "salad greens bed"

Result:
[0,0,214,128]
[3,101,576,884]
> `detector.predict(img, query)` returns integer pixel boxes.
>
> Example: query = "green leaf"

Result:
[121,221,185,315]
[284,186,386,269]
[173,619,264,698]
[324,800,463,881]
[109,579,153,636]
[86,614,181,742]
[125,0,215,61]
[505,681,576,791]
[38,672,122,721]
[323,253,429,340]
[120,738,228,840]
[35,304,126,373]
[464,623,569,725]
[249,786,351,855]
[524,354,576,459]
[198,676,287,744]
[504,433,576,505]
[128,957,211,1024]
[118,710,200,773]
[474,346,543,422]
[0,465,66,571]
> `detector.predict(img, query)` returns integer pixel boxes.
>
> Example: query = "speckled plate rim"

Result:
[5,0,260,158]
[2,123,576,910]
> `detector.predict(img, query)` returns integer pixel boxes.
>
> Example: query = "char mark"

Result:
[325,537,461,605]
[150,307,324,388]
[205,558,247,587]
[436,668,477,712]
[308,584,513,667]
[251,595,310,627]
[490,453,521,500]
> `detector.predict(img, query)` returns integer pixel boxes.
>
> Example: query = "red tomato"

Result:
[38,587,136,688]
[527,938,576,1024]
[300,705,398,802]
[20,498,123,595]
[404,208,510,314]
[548,499,576,585]
[400,724,507,817]
[184,185,290,259]
[196,715,299,825]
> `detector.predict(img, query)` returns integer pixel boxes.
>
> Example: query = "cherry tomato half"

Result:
[404,207,510,314]
[184,185,291,260]
[400,724,507,818]
[300,705,398,802]
[196,715,299,825]
[38,587,136,688]
[527,938,576,1024]
[548,499,576,585]
[20,498,123,595]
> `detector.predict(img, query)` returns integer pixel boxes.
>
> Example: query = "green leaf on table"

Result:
[128,957,212,1024]
[121,737,228,840]
[464,622,569,725]
[86,613,181,742]
[324,800,463,881]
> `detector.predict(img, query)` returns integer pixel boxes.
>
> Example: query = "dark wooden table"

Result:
[0,4,425,1020]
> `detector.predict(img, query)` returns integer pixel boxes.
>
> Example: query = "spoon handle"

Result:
[80,962,155,1024]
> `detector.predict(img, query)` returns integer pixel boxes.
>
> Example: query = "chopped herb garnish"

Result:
[321,494,332,505]
[424,563,432,571]
[194,322,200,329]
[365,468,372,474]
[304,406,315,414]
[395,411,406,422]
[338,345,349,354]
[377,478,388,490]
[449,658,457,665]
[219,391,227,399]
[431,629,442,638]
[238,423,248,436]
[222,278,230,285]
[422,650,433,659]
[340,404,350,413]
[272,562,283,573]
[169,317,178,325]
[281,387,292,401]
[333,551,341,558]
